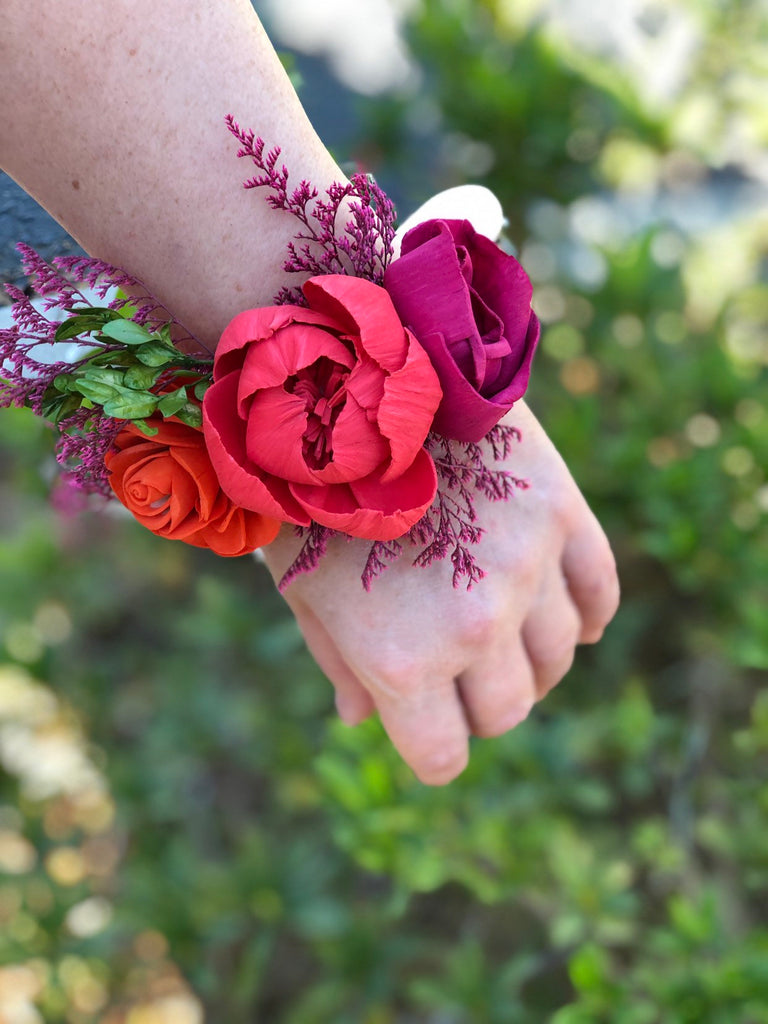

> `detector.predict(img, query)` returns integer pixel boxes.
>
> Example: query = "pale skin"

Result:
[1,0,619,785]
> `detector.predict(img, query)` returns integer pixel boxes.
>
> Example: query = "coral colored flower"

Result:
[105,419,279,556]
[203,275,442,541]
[384,218,540,442]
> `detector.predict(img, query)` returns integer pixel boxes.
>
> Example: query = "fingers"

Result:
[296,598,472,785]
[561,514,620,643]
[457,642,536,738]
[522,571,582,699]
[291,602,376,725]
[291,581,475,783]
[373,679,471,786]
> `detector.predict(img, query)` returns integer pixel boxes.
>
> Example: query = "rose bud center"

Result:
[127,476,169,510]
[286,355,349,470]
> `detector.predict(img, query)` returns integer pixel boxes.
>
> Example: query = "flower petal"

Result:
[303,276,409,373]
[453,221,534,356]
[237,322,353,414]
[410,331,505,442]
[203,371,309,524]
[172,442,222,521]
[245,386,317,483]
[196,502,280,556]
[385,219,540,440]
[384,220,479,368]
[290,447,437,540]
[310,390,390,484]
[215,305,342,381]
[377,331,442,483]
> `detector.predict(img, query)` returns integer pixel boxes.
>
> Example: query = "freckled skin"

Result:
[0,0,345,351]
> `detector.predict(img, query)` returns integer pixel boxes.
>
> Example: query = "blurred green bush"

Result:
[1,1,766,1021]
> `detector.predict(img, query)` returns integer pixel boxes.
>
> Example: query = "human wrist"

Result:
[2,124,539,589]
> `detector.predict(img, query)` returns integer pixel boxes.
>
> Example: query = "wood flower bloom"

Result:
[384,219,540,442]
[203,275,442,541]
[105,419,279,556]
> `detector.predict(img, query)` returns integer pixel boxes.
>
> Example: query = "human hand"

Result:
[261,399,619,786]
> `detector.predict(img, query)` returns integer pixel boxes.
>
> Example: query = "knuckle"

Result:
[367,648,423,697]
[456,593,506,648]
[531,620,579,676]
[548,484,578,532]
[495,540,540,584]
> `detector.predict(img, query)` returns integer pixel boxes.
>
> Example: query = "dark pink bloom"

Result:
[203,275,442,541]
[384,219,540,442]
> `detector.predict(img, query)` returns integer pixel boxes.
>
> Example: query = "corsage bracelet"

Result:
[0,117,539,590]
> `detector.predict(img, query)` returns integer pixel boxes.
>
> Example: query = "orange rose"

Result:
[105,419,279,556]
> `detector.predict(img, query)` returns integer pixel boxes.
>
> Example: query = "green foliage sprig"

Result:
[43,307,212,436]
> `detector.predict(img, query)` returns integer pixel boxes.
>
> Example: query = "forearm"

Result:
[0,0,343,349]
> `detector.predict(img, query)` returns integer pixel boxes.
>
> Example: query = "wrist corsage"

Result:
[0,117,539,590]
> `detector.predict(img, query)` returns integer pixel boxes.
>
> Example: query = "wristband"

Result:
[0,117,539,590]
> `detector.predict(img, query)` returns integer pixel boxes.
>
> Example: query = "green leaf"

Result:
[133,418,160,437]
[124,365,160,390]
[157,389,189,419]
[102,393,159,419]
[54,320,91,342]
[80,349,134,369]
[100,319,154,346]
[175,403,203,429]
[66,305,122,318]
[72,379,122,404]
[82,367,127,388]
[154,324,180,350]
[134,342,175,367]
[193,379,211,401]
[54,311,118,341]
[53,374,75,393]
[112,290,138,319]
[41,393,81,423]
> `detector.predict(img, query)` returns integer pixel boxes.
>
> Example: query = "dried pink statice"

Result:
[55,408,125,497]
[225,115,396,301]
[279,425,529,592]
[403,425,529,589]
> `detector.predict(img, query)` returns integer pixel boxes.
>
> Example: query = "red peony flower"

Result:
[384,218,540,442]
[105,418,279,556]
[202,275,442,541]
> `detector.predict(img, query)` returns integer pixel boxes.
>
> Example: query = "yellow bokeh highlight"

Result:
[0,830,37,874]
[32,602,73,646]
[45,847,87,887]
[560,357,601,396]
[685,414,721,448]
[125,994,204,1024]
[599,136,661,193]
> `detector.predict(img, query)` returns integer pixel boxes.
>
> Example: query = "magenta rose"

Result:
[202,275,442,541]
[383,218,540,443]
